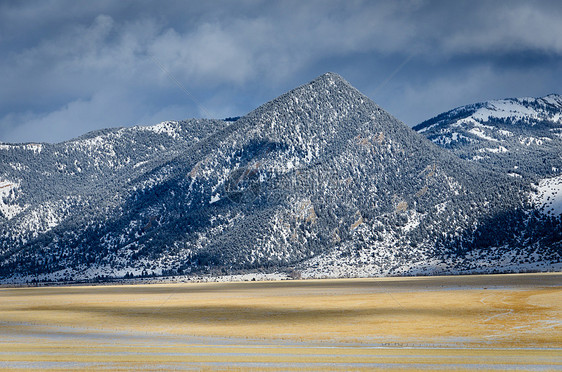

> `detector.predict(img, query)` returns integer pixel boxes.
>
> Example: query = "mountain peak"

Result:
[291,72,357,97]
[2,74,560,283]
[296,72,354,94]
[314,71,347,84]
[540,93,562,107]
[415,93,562,134]
[310,72,359,94]
[414,93,562,178]
[244,71,375,123]
[241,71,406,146]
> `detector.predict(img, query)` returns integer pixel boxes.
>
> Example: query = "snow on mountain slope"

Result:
[532,175,562,216]
[0,181,26,219]
[472,94,562,123]
[414,94,562,178]
[1,74,560,283]
[416,94,562,132]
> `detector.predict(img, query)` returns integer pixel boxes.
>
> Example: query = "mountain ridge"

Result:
[1,73,560,283]
[414,93,562,179]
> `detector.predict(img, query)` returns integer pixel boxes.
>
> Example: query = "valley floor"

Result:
[1,273,561,371]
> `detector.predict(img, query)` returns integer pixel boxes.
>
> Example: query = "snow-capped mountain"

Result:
[1,74,560,283]
[414,94,562,178]
[414,93,562,229]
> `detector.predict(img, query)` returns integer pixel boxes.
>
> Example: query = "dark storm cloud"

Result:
[1,0,561,143]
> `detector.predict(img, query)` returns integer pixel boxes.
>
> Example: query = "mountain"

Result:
[414,94,562,223]
[414,94,562,179]
[1,74,560,283]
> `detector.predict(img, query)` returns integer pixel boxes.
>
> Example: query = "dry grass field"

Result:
[1,273,561,371]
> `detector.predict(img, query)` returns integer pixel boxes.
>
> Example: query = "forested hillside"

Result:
[1,74,560,283]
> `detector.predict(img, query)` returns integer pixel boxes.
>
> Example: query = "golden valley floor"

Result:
[1,273,561,371]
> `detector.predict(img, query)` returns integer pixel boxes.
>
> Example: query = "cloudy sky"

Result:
[1,0,562,143]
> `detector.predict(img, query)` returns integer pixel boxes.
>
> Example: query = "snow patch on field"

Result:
[300,245,562,279]
[531,175,562,216]
[2,268,290,284]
